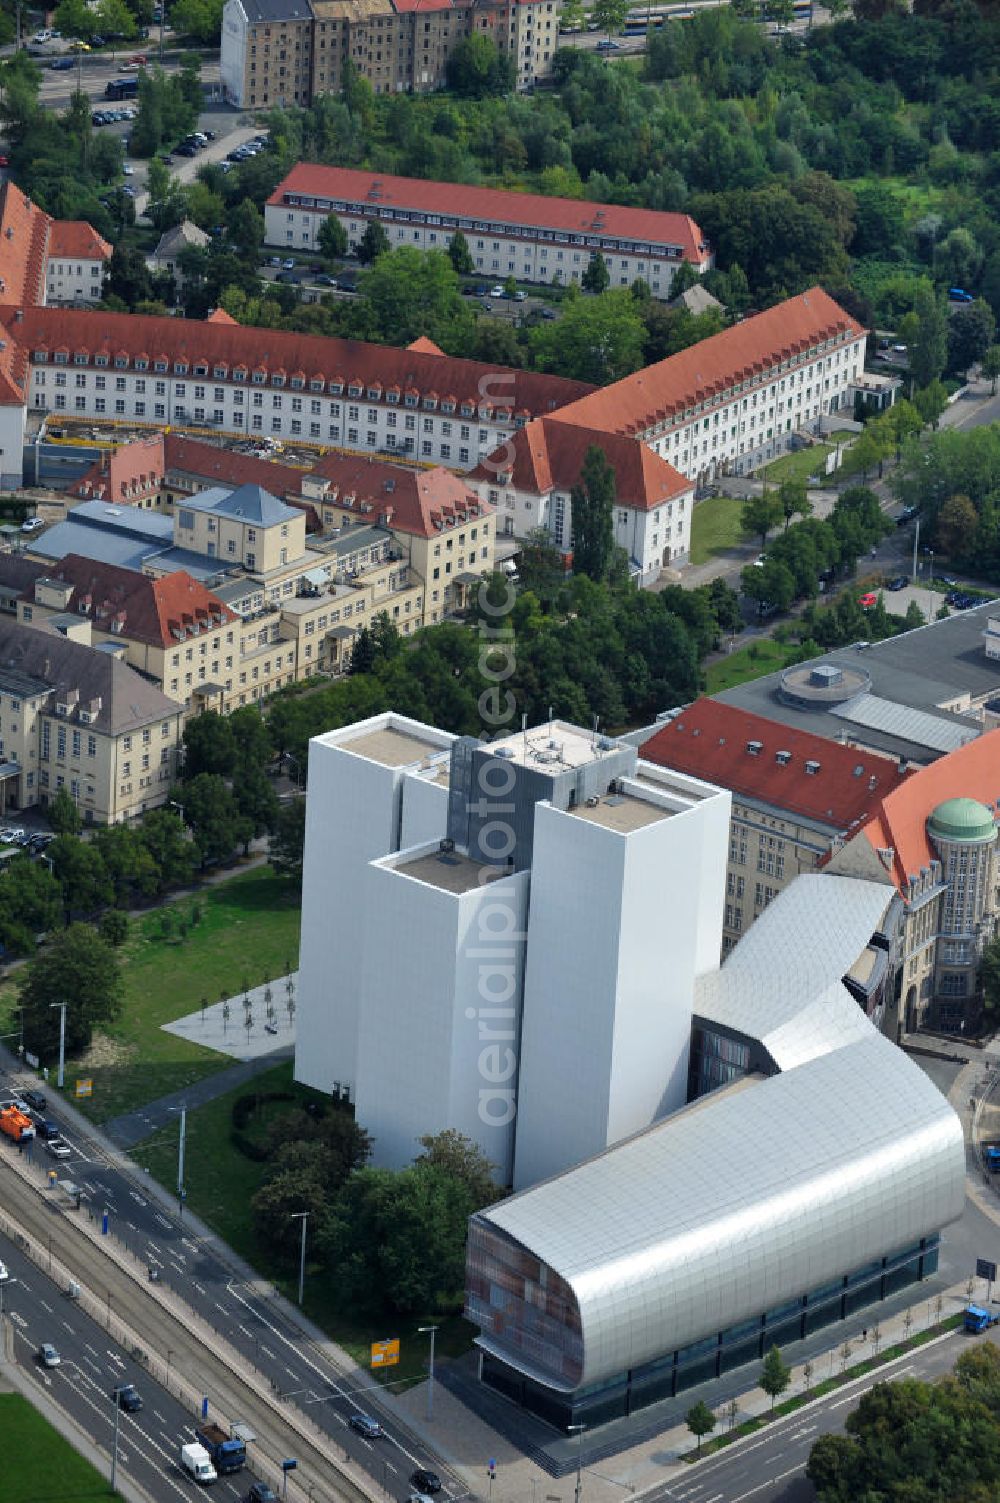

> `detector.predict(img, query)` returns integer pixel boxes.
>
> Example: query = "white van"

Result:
[180,1443,218,1485]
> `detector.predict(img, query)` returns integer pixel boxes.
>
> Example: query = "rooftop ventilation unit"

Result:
[775,750,791,765]
[805,759,821,775]
[746,740,763,756]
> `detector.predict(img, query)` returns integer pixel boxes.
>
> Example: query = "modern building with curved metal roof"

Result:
[465,875,965,1427]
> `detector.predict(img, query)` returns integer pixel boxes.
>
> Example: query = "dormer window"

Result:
[309,378,324,392]
[271,373,285,387]
[290,375,304,390]
[174,361,188,375]
[330,379,343,394]
[404,392,418,408]
[135,357,148,371]
[366,386,380,401]
[54,351,68,365]
[460,402,474,417]
[348,383,362,398]
[194,363,208,376]
[95,354,109,368]
[213,365,227,379]
[252,370,266,385]
[73,353,88,367]
[154,359,168,373]
[33,350,49,362]
[423,396,438,411]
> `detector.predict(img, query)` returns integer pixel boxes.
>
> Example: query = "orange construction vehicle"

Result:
[0,1105,36,1142]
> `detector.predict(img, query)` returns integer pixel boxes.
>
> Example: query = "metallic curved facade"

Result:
[466,877,965,1396]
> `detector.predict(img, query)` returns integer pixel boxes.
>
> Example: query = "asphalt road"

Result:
[649,1322,1000,1503]
[0,1229,247,1503]
[0,1069,462,1503]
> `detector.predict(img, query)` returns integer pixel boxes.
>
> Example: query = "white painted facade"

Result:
[295,712,454,1096]
[27,359,522,471]
[220,0,249,106]
[0,402,25,489]
[512,767,730,1190]
[471,470,694,579]
[356,845,530,1180]
[264,200,704,299]
[45,257,106,306]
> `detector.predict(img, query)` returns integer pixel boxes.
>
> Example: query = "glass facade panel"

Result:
[689,1026,751,1099]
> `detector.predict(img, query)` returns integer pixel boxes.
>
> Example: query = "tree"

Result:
[95,0,138,40]
[99,908,129,947]
[181,710,236,779]
[983,345,1000,395]
[357,247,474,351]
[317,213,348,262]
[742,493,782,551]
[139,807,196,892]
[444,34,513,98]
[227,199,265,262]
[592,0,630,35]
[685,1400,716,1456]
[530,290,645,385]
[49,836,113,923]
[571,445,617,583]
[581,251,610,294]
[913,379,949,429]
[53,0,94,37]
[948,299,996,374]
[448,230,474,276]
[176,774,253,868]
[415,1130,499,1208]
[320,1162,478,1315]
[741,558,795,614]
[19,923,122,1060]
[760,1345,791,1411]
[778,478,812,532]
[910,281,949,389]
[48,786,82,836]
[935,492,978,561]
[269,796,305,884]
[806,1433,858,1499]
[903,599,925,629]
[169,0,224,44]
[0,860,62,956]
[357,219,390,266]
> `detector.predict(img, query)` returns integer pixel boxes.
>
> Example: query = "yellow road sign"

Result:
[74,1078,93,1098]
[371,1338,400,1368]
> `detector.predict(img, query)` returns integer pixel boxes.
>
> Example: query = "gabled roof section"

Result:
[471,417,691,513]
[308,453,492,538]
[642,699,910,833]
[24,553,237,650]
[858,728,1000,892]
[0,180,51,309]
[47,221,112,262]
[150,220,209,260]
[68,434,165,504]
[267,162,710,264]
[406,335,446,355]
[554,287,864,438]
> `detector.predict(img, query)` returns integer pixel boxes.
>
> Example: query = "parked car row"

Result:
[91,108,135,126]
[0,828,54,854]
[227,135,268,165]
[945,589,986,609]
[174,129,216,158]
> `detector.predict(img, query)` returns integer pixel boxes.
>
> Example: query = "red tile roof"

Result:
[267,163,710,264]
[470,417,691,512]
[47,221,112,262]
[857,731,1000,892]
[407,335,446,355]
[207,308,238,325]
[554,287,865,438]
[308,453,493,538]
[0,304,591,416]
[27,554,237,651]
[642,699,910,833]
[69,433,164,503]
[0,181,50,310]
[163,433,306,497]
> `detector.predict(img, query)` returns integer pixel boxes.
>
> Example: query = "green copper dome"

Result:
[927,797,997,845]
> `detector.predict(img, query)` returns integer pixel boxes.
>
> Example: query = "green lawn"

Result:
[759,443,833,486]
[1,867,302,1124]
[690,494,747,565]
[0,1393,116,1501]
[133,1059,474,1385]
[705,637,800,694]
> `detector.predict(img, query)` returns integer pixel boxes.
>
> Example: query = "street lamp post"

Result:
[169,799,186,826]
[49,1001,66,1089]
[289,1211,308,1307]
[168,1103,186,1213]
[417,1324,438,1422]
[567,1423,586,1503]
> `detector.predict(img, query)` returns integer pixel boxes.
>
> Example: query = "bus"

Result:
[105,76,139,100]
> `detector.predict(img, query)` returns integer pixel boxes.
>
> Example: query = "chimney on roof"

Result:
[13,310,22,323]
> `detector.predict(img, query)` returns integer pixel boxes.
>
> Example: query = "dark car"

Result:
[275,271,300,285]
[37,1120,61,1141]
[50,57,75,69]
[22,1089,46,1113]
[540,305,558,319]
[348,1413,382,1439]
[314,274,338,286]
[410,1470,442,1495]
[243,1486,277,1503]
[896,505,918,526]
[174,144,197,157]
[113,1383,142,1412]
[887,576,907,591]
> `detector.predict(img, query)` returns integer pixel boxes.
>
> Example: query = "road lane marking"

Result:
[39,1298,53,1313]
[730,1464,806,1502]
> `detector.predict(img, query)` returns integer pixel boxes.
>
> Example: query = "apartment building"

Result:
[0,303,590,490]
[221,0,559,104]
[146,221,211,287]
[470,417,692,580]
[220,0,315,110]
[15,556,239,715]
[300,454,495,623]
[265,163,711,299]
[0,616,182,825]
[640,699,910,955]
